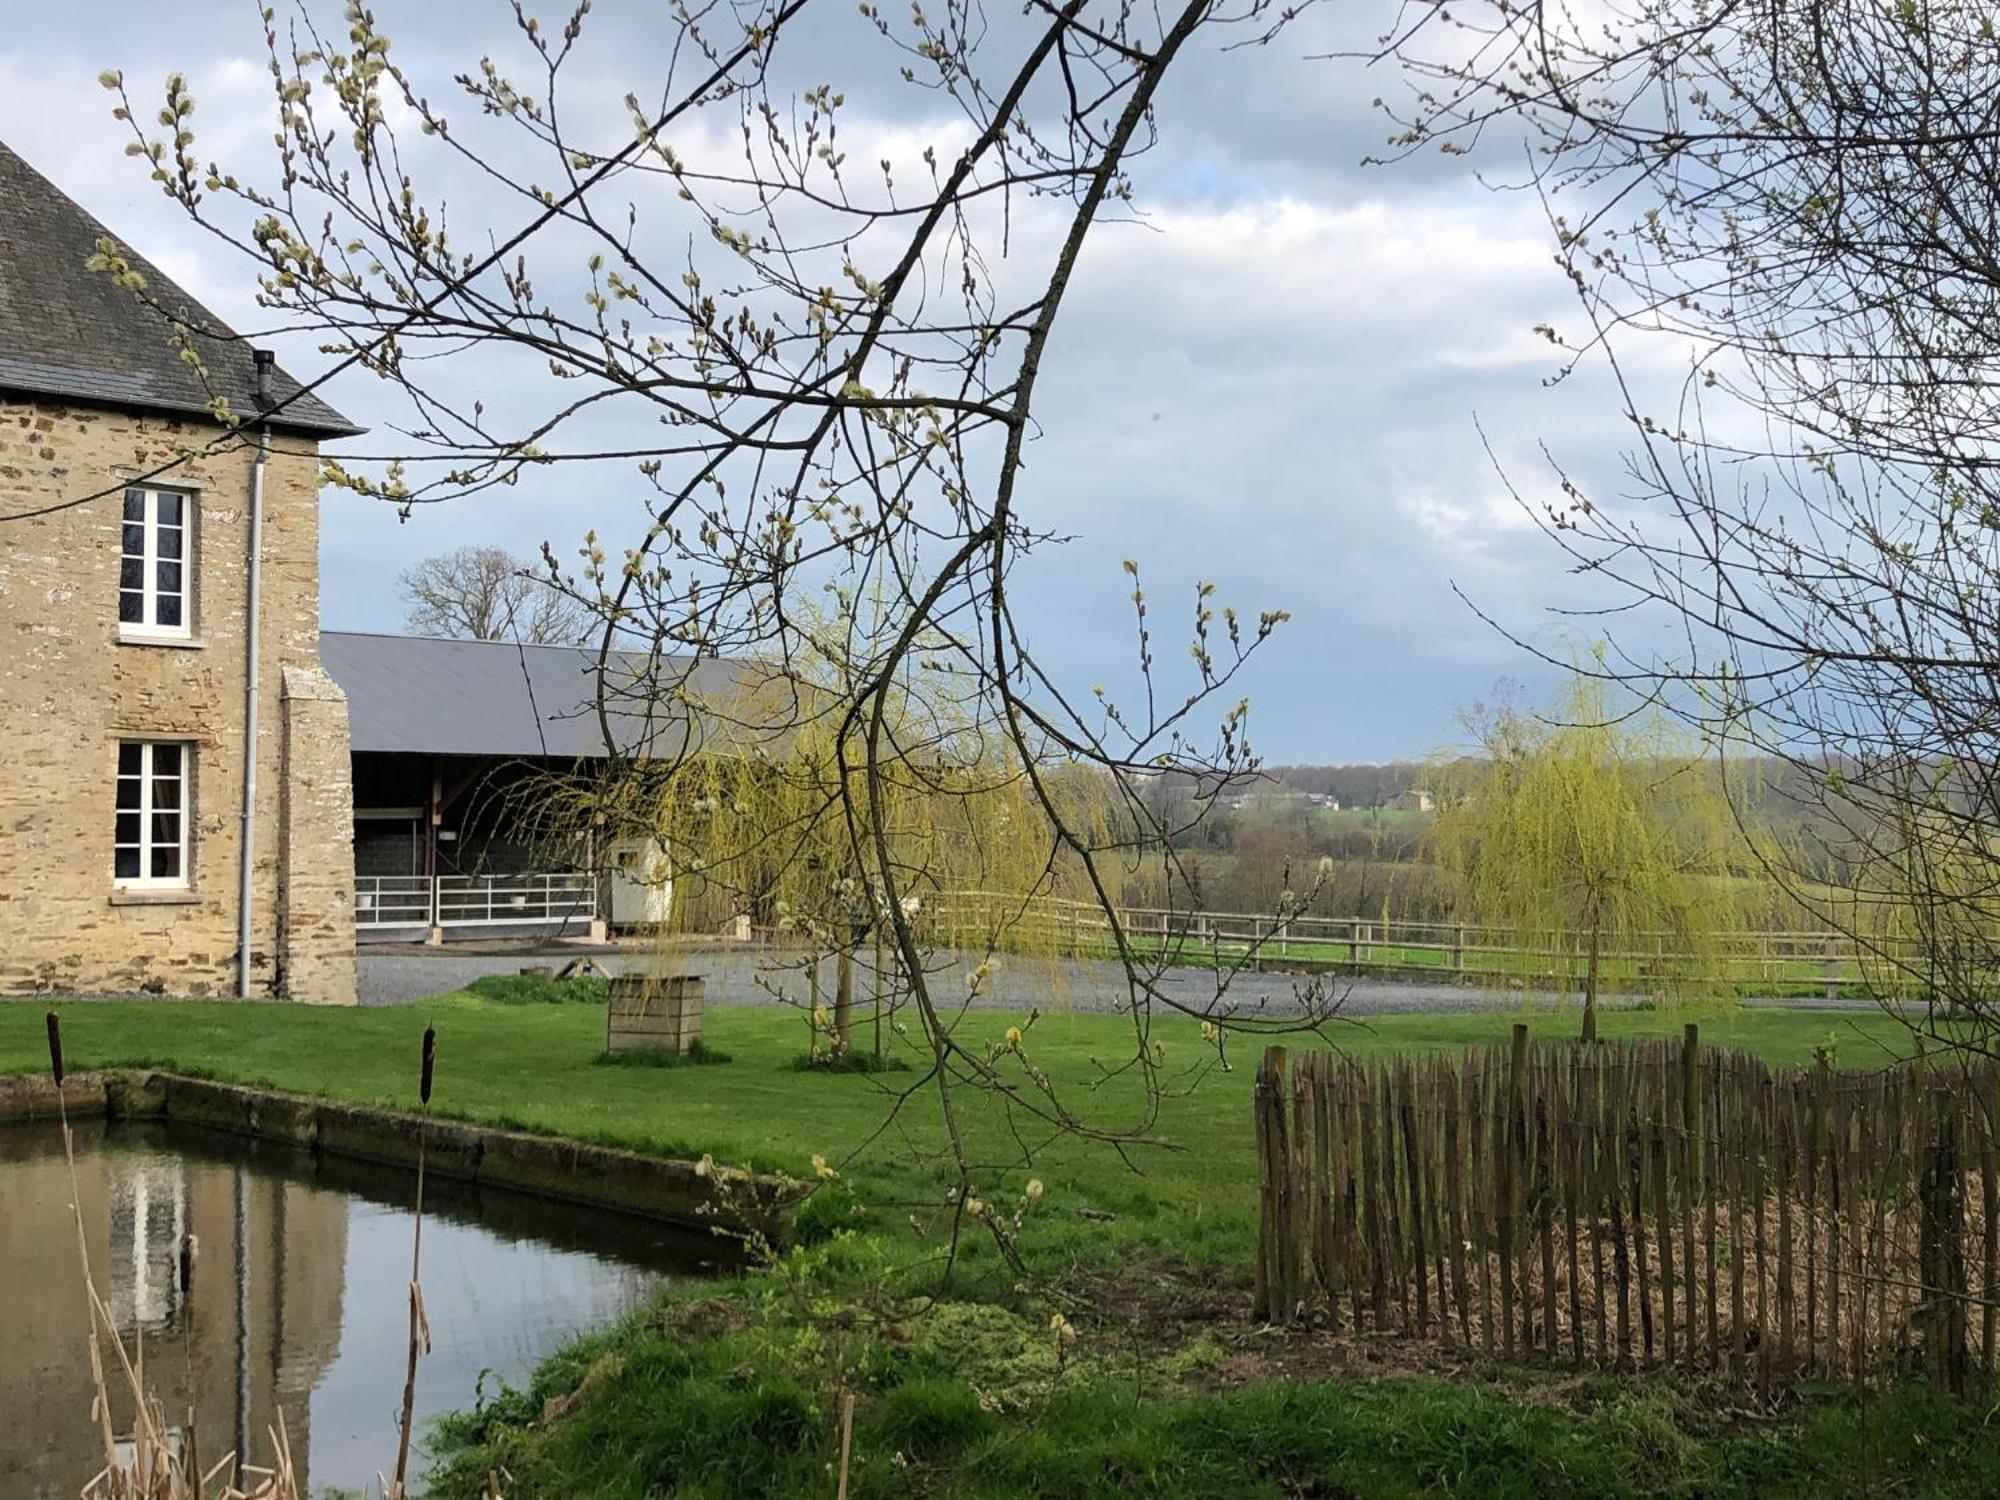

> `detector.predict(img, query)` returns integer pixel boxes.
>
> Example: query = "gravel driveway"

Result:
[357,943,1881,1017]
[359,943,1486,1014]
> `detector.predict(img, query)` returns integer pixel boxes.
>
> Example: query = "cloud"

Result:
[0,0,1653,760]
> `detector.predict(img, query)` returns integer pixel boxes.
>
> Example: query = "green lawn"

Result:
[0,988,1913,1268]
[4,987,1976,1498]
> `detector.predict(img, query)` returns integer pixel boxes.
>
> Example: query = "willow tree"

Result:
[1427,673,1747,1041]
[547,601,1120,1056]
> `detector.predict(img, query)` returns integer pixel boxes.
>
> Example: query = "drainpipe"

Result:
[238,351,274,999]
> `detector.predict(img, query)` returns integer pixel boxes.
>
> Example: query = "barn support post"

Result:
[424,760,444,945]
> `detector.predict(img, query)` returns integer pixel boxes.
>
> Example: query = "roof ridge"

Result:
[0,139,361,437]
[321,627,694,660]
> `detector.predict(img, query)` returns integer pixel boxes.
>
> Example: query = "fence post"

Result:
[1497,1023,1529,1356]
[1920,1080,1968,1392]
[1681,1024,1700,1374]
[1254,1046,1293,1321]
[1453,923,1465,976]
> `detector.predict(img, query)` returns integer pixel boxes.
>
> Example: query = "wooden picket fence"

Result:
[1252,1027,2000,1397]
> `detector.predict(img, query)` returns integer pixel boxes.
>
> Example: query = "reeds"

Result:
[389,1025,438,1500]
[45,1012,482,1500]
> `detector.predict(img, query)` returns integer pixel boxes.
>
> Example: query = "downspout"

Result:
[238,351,274,998]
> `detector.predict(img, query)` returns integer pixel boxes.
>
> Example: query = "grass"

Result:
[426,1301,2000,1499]
[0,989,1915,1271]
[0,987,1953,1498]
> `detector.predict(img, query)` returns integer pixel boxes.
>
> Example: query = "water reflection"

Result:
[0,1120,725,1498]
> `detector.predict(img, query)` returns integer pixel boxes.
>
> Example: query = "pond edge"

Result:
[0,1071,792,1240]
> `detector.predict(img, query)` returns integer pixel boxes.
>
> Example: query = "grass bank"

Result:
[431,1311,2000,1499]
[0,987,1949,1496]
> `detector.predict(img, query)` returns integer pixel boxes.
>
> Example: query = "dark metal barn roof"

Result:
[321,630,758,759]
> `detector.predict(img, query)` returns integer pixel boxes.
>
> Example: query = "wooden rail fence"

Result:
[1252,1028,2000,1397]
[933,893,1921,998]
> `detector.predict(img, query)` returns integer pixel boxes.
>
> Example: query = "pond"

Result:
[0,1118,727,1498]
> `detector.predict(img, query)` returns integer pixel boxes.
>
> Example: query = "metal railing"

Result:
[354,872,597,930]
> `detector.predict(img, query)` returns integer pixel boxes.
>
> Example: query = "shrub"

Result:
[592,1039,733,1068]
[467,973,609,1005]
[790,1180,872,1245]
[786,1048,911,1074]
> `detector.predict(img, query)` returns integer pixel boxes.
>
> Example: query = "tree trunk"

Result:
[872,923,885,1063]
[1582,919,1601,1044]
[834,944,854,1053]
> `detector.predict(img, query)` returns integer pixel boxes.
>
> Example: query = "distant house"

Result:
[1390,788,1434,813]
[0,140,362,1002]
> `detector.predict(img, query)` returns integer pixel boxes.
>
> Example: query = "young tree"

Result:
[398,543,586,644]
[1426,672,1746,1042]
[528,600,1120,1063]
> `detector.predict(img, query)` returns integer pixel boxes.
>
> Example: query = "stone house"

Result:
[0,140,361,1002]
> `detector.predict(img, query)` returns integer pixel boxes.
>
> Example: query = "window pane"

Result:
[115,847,140,880]
[122,522,145,558]
[120,592,144,624]
[118,743,141,776]
[120,557,143,591]
[156,527,182,561]
[124,490,145,522]
[150,846,181,880]
[151,776,180,811]
[156,561,181,595]
[156,492,183,526]
[156,595,182,627]
[150,811,180,845]
[116,777,140,810]
[152,744,180,776]
[116,812,140,845]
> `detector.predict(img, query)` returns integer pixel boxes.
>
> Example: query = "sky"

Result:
[0,0,1654,762]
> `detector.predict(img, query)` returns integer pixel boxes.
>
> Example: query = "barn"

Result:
[321,630,746,944]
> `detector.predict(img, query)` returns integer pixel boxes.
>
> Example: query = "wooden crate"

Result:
[606,972,706,1055]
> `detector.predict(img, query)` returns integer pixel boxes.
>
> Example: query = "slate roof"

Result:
[0,140,361,437]
[321,630,763,760]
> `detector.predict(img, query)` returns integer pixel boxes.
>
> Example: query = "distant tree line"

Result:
[1120,739,1867,927]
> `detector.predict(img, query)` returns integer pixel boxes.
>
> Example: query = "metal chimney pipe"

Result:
[238,351,274,997]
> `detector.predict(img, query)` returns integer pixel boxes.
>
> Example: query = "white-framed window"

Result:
[114,741,190,887]
[118,486,191,637]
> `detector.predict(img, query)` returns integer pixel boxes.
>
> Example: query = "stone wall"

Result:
[0,1070,791,1238]
[280,665,357,1004]
[0,398,355,1000]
